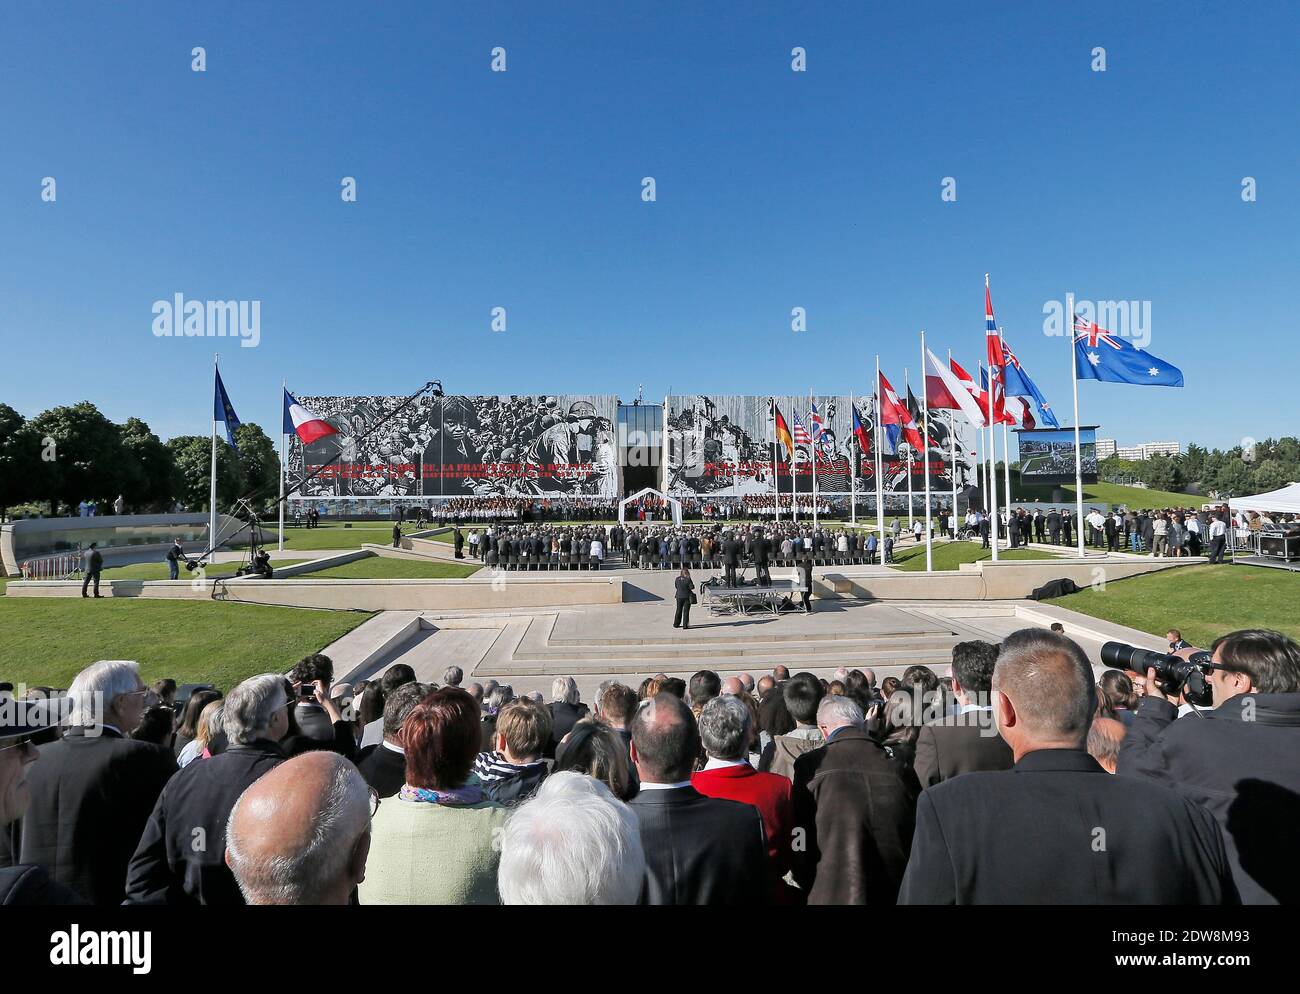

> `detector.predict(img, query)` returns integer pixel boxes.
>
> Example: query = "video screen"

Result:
[1018,428,1098,485]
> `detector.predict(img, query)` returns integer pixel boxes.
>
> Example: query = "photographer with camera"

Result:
[1115,629,1300,904]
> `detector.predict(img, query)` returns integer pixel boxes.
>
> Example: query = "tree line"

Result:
[0,401,280,520]
[1097,438,1300,498]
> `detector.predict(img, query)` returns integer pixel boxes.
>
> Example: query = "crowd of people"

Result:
[2,623,1296,905]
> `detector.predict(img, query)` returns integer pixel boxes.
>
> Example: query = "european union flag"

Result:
[214,368,241,453]
[1073,315,1184,387]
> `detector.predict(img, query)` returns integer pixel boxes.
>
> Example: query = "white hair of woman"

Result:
[550,676,580,706]
[66,660,143,728]
[497,772,645,905]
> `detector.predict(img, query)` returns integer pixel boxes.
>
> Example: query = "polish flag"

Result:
[283,389,338,444]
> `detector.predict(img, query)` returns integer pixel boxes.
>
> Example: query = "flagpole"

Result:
[209,354,219,556]
[811,390,819,530]
[874,358,885,557]
[1000,328,1013,531]
[904,367,914,530]
[948,349,958,539]
[1068,291,1085,556]
[792,400,799,525]
[850,390,857,527]
[278,379,287,552]
[921,332,933,571]
[771,399,779,524]
[983,358,999,562]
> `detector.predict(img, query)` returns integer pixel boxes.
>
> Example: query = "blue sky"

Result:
[1,1,1296,451]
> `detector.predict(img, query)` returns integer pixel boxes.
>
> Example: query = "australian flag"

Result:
[1073,315,1184,387]
[1001,336,1061,427]
[214,367,241,453]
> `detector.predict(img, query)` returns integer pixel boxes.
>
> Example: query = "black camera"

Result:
[1100,641,1215,707]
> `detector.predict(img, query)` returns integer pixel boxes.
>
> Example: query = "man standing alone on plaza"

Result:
[81,542,103,598]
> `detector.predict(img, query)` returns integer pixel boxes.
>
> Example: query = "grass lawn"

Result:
[1016,480,1196,510]
[305,557,480,580]
[1046,563,1300,647]
[888,540,1057,572]
[99,559,310,581]
[0,595,372,690]
[272,522,409,552]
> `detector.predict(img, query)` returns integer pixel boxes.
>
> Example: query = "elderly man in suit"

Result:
[0,661,176,904]
[356,682,429,799]
[791,695,917,904]
[628,693,767,905]
[125,673,292,905]
[899,628,1239,904]
[914,640,1014,788]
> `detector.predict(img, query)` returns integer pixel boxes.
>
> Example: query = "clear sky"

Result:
[2,1,1296,451]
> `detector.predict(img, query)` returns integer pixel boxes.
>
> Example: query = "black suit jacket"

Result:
[125,740,284,905]
[0,727,175,905]
[629,785,767,905]
[356,743,407,799]
[546,701,590,759]
[913,713,1014,788]
[791,728,917,905]
[899,748,1239,905]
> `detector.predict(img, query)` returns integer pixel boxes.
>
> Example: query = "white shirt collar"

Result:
[637,779,694,790]
[703,757,748,771]
[381,739,404,754]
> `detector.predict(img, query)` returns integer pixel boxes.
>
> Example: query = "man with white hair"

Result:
[125,673,291,905]
[498,771,644,904]
[442,665,463,688]
[791,694,917,905]
[226,751,372,905]
[0,661,175,904]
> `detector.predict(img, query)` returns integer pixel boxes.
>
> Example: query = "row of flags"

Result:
[212,376,341,454]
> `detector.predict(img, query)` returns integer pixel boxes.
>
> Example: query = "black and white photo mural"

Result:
[287,394,619,498]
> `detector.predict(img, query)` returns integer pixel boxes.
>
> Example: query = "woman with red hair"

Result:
[358,688,507,904]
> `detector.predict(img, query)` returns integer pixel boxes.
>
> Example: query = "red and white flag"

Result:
[985,278,1006,424]
[283,389,338,444]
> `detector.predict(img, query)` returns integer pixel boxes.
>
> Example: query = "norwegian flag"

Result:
[985,279,1006,423]
[878,371,925,453]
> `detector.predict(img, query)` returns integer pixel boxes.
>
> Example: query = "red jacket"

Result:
[692,762,798,902]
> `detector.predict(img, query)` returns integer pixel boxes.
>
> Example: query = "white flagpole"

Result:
[904,367,914,529]
[772,400,780,523]
[811,389,819,530]
[850,390,857,526]
[209,354,220,554]
[948,349,958,539]
[983,358,1000,562]
[1000,329,1013,535]
[921,332,933,571]
[278,379,286,552]
[874,357,885,555]
[1068,291,1086,556]
[792,399,800,524]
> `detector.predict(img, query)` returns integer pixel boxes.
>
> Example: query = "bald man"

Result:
[225,752,372,905]
[721,677,744,696]
[1086,716,1126,774]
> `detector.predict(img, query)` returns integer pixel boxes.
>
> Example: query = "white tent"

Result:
[1228,482,1300,515]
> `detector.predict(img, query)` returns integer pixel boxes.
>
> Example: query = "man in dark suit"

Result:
[899,628,1239,904]
[545,677,589,759]
[628,693,767,905]
[289,653,337,744]
[799,557,813,612]
[81,542,104,597]
[1046,509,1061,546]
[125,674,290,905]
[752,528,772,586]
[914,640,1014,788]
[721,531,740,587]
[791,695,917,904]
[978,514,991,548]
[356,682,429,799]
[0,661,176,904]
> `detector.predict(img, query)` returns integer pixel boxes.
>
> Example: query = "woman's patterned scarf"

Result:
[399,774,484,806]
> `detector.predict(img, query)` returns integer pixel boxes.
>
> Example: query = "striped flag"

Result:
[773,402,795,457]
[792,413,813,447]
[985,279,1006,424]
[809,401,824,440]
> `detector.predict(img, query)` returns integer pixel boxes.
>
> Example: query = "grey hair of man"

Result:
[66,660,143,727]
[442,665,463,687]
[497,771,645,905]
[222,674,289,745]
[551,676,580,706]
[383,682,431,743]
[486,684,515,710]
[816,694,864,733]
[225,752,371,905]
[698,694,752,761]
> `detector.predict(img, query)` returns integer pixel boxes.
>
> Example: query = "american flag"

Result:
[809,401,824,440]
[792,412,813,446]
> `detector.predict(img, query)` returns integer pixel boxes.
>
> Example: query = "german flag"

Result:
[773,402,795,458]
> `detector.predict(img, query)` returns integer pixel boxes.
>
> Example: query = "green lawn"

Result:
[272,522,408,551]
[0,596,372,690]
[1046,563,1300,647]
[1016,480,1196,510]
[888,540,1057,572]
[98,559,310,581]
[305,557,481,580]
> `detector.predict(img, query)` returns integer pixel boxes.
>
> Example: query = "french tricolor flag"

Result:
[283,389,338,444]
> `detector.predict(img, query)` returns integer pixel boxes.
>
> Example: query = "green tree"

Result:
[232,423,279,511]
[167,435,246,512]
[120,417,180,512]
[1252,458,1290,493]
[1213,459,1254,497]
[0,403,35,516]
[1140,454,1183,493]
[23,402,128,513]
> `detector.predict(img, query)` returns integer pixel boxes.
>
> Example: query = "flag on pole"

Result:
[1000,335,1061,427]
[773,402,795,457]
[851,404,872,455]
[949,357,989,426]
[283,389,340,444]
[981,368,1018,425]
[792,412,813,448]
[1073,315,1185,386]
[1008,395,1036,429]
[906,386,930,443]
[809,401,824,440]
[878,372,924,452]
[926,349,988,426]
[985,279,1007,423]
[214,368,241,453]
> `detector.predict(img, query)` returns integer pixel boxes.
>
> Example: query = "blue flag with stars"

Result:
[1073,315,1184,387]
[214,367,241,453]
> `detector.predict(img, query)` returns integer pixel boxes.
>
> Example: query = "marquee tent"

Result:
[1228,482,1300,515]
